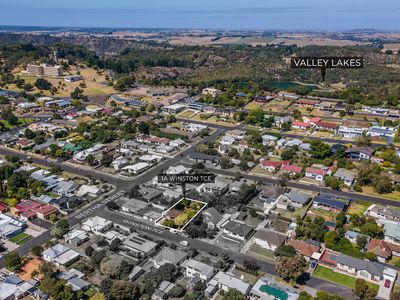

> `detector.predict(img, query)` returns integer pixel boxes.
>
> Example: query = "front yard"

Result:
[9,232,33,245]
[313,266,379,291]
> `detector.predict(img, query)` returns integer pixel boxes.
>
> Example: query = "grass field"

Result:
[247,244,275,262]
[362,186,400,202]
[10,67,117,97]
[176,109,196,119]
[347,201,372,215]
[314,266,379,291]
[9,232,33,245]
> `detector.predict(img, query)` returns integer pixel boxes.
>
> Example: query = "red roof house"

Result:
[261,161,282,172]
[292,121,312,130]
[282,164,303,175]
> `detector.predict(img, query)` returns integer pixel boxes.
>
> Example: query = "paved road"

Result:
[98,208,354,298]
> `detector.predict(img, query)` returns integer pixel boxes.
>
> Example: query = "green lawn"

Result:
[9,232,33,245]
[314,266,379,291]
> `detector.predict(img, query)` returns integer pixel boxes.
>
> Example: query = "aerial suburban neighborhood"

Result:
[1,5,400,300]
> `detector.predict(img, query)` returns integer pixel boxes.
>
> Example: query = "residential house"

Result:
[122,233,158,258]
[287,239,320,260]
[338,126,366,139]
[122,162,151,175]
[282,164,303,177]
[222,220,253,241]
[53,180,77,196]
[59,269,91,292]
[291,121,312,130]
[345,230,370,245]
[253,230,286,251]
[365,204,400,224]
[0,275,36,300]
[260,160,282,172]
[188,152,218,164]
[206,271,251,298]
[169,138,186,148]
[313,194,350,212]
[345,147,374,160]
[0,213,25,239]
[81,216,113,234]
[305,167,326,182]
[383,222,400,245]
[64,229,89,246]
[201,207,223,230]
[186,259,216,282]
[196,177,230,196]
[262,134,278,145]
[151,247,187,269]
[334,168,357,187]
[285,189,312,207]
[76,185,101,197]
[315,120,338,131]
[336,253,397,284]
[367,126,397,139]
[295,99,318,108]
[42,243,80,266]
[111,157,129,170]
[367,239,392,262]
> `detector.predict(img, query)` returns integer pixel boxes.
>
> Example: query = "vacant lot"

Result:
[347,201,372,215]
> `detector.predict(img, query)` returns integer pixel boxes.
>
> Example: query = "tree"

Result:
[101,154,113,167]
[353,278,377,300]
[373,176,393,194]
[324,231,339,248]
[100,255,132,279]
[85,245,95,257]
[274,245,296,257]
[222,289,246,300]
[275,255,308,282]
[2,109,18,125]
[310,140,331,159]
[356,235,368,249]
[35,78,52,90]
[111,280,140,300]
[52,218,69,238]
[90,293,107,300]
[91,249,107,265]
[298,291,313,300]
[4,252,22,271]
[324,176,341,190]
[31,245,43,256]
[168,286,187,298]
[391,291,400,300]
[138,122,150,134]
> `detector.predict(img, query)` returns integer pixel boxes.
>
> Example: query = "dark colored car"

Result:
[385,279,391,288]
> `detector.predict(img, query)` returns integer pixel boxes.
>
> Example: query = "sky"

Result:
[1,0,399,31]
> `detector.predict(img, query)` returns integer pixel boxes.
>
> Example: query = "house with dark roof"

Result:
[313,194,350,212]
[345,147,374,161]
[285,189,312,207]
[336,253,397,283]
[201,207,223,230]
[188,152,218,164]
[222,220,253,241]
[253,230,286,251]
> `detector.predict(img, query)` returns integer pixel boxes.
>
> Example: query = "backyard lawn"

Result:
[313,266,379,291]
[9,232,33,245]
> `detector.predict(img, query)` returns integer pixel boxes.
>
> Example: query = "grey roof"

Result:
[223,220,253,237]
[67,277,90,291]
[202,207,222,225]
[186,259,215,278]
[189,152,217,161]
[369,205,400,221]
[153,247,187,266]
[286,189,311,204]
[254,230,286,246]
[337,253,384,278]
[334,168,356,181]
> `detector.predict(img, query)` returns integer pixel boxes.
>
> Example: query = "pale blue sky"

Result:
[1,0,399,30]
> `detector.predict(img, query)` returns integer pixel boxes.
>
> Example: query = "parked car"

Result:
[180,240,189,246]
[385,279,391,288]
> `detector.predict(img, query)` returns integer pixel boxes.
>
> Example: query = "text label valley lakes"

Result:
[291,57,363,69]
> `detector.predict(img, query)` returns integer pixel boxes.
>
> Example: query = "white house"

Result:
[186,259,216,282]
[81,216,113,234]
[253,230,287,251]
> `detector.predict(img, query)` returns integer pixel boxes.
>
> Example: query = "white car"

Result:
[169,228,178,234]
[180,240,189,246]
